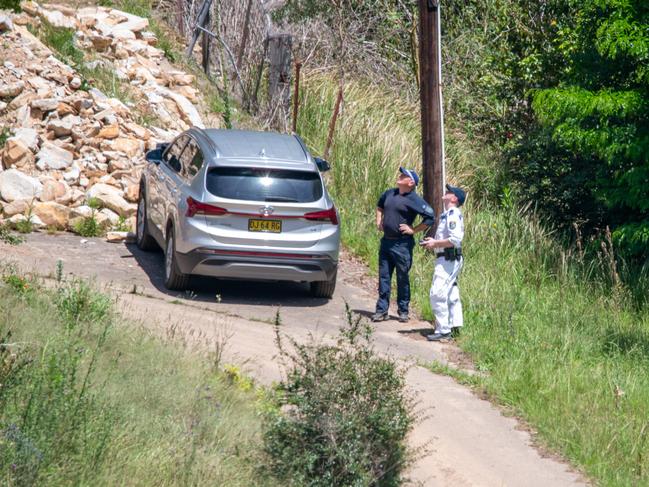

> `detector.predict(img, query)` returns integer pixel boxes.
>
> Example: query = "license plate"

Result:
[248,219,281,233]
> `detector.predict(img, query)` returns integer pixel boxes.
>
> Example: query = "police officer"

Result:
[421,183,466,340]
[372,167,435,323]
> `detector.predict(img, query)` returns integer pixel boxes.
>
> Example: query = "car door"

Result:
[151,136,188,234]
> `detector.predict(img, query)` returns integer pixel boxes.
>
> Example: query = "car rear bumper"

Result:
[175,248,338,282]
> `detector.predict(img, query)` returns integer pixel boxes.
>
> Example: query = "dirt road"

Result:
[1,233,587,486]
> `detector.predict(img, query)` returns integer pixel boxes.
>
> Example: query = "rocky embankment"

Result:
[0,2,206,235]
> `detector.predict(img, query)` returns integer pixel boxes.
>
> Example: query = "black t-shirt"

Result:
[377,188,435,239]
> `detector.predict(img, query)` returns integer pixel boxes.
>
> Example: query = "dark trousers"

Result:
[375,237,414,315]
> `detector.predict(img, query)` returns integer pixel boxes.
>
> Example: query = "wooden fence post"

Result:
[267,33,292,130]
[201,9,210,75]
[323,83,344,160]
[292,60,302,133]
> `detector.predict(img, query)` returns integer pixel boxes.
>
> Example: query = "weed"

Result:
[13,218,33,234]
[0,225,23,245]
[73,216,102,237]
[2,274,31,294]
[182,290,197,300]
[55,260,64,284]
[82,65,134,105]
[29,21,84,68]
[72,199,103,237]
[223,364,254,392]
[112,216,131,233]
[425,361,482,388]
[55,278,111,328]
[0,126,10,148]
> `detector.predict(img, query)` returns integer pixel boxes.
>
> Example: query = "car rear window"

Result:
[206,167,323,203]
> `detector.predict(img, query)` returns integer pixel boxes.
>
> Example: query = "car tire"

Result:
[136,189,157,251]
[164,228,189,291]
[310,269,337,299]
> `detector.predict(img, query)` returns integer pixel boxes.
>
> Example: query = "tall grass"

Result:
[297,73,649,486]
[0,267,276,486]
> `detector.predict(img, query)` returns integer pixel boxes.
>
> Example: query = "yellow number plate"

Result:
[248,219,282,233]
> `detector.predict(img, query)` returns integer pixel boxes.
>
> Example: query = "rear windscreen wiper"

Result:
[265,197,299,202]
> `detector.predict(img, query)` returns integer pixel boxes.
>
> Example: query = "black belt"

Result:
[436,248,463,259]
[383,235,413,240]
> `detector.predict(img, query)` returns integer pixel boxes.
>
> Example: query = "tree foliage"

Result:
[531,0,649,257]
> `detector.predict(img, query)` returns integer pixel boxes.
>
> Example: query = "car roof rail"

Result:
[191,127,220,157]
[293,134,312,164]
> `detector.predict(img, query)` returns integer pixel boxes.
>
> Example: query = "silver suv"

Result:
[136,128,340,298]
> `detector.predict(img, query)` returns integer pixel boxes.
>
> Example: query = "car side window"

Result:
[180,138,204,180]
[163,136,188,173]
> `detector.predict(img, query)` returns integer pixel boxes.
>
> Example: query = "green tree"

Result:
[531,0,649,258]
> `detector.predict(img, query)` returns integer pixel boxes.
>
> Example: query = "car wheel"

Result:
[310,269,337,299]
[164,228,189,291]
[136,189,157,251]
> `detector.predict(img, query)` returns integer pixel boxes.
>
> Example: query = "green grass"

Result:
[296,73,649,486]
[0,267,277,486]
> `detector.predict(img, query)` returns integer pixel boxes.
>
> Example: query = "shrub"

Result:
[262,308,413,486]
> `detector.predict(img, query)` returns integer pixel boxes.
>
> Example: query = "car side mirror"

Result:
[145,148,162,165]
[314,157,330,172]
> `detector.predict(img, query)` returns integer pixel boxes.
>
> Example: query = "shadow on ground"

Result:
[125,243,331,309]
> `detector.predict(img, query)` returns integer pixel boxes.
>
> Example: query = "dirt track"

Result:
[1,233,588,486]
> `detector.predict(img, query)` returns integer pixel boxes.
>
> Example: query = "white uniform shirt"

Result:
[434,207,464,249]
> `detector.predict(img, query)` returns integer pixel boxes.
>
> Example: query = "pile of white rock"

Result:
[0,1,208,234]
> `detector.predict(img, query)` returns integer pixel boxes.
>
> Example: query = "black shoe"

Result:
[426,332,452,341]
[371,312,389,322]
[398,312,409,323]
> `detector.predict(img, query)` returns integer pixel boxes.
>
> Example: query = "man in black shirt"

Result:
[372,167,435,322]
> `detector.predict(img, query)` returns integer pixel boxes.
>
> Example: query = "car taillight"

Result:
[186,197,228,217]
[304,206,339,225]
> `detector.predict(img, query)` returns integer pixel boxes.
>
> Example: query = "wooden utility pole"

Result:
[419,0,445,222]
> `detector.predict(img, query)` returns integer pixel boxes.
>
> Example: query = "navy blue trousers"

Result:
[375,237,414,315]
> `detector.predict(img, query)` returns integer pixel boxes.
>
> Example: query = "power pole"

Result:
[419,0,445,222]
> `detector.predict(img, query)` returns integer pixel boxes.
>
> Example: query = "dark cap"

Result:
[399,167,419,186]
[445,183,466,206]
